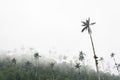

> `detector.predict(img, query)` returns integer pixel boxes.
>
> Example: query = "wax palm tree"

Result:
[79,51,87,71]
[11,58,17,80]
[34,52,41,59]
[34,52,41,80]
[75,63,81,80]
[110,53,120,75]
[111,53,115,58]
[25,61,32,68]
[63,55,67,60]
[25,61,32,80]
[79,51,85,61]
[49,62,55,80]
[81,18,100,80]
[99,57,104,71]
[117,64,120,72]
[11,58,17,70]
[11,58,16,65]
[111,53,117,67]
[63,55,67,64]
[75,63,81,75]
[34,52,41,67]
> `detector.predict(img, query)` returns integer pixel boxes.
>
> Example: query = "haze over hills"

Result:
[0,0,120,79]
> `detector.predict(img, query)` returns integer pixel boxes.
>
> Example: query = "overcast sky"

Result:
[0,0,120,73]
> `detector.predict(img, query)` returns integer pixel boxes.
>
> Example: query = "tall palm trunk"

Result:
[36,59,39,80]
[35,58,38,80]
[89,34,100,80]
[100,61,105,80]
[82,61,87,73]
[52,69,54,80]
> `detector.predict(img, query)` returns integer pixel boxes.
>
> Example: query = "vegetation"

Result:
[0,56,120,80]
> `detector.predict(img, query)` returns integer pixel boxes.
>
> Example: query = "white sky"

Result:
[0,0,120,73]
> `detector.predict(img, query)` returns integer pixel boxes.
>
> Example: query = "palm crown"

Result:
[79,51,85,61]
[50,62,55,69]
[25,61,32,67]
[11,58,16,64]
[99,57,104,61]
[34,52,41,59]
[75,63,81,69]
[81,18,96,34]
[111,53,115,58]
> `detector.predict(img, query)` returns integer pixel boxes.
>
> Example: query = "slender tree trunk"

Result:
[79,68,80,75]
[51,68,54,80]
[83,61,88,80]
[79,68,81,80]
[82,61,87,74]
[35,59,38,80]
[52,70,54,80]
[113,57,120,75]
[89,34,100,80]
[101,62,105,80]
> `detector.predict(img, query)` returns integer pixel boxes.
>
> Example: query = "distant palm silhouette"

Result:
[25,61,32,67]
[11,58,16,65]
[75,63,81,74]
[111,53,115,58]
[34,52,41,80]
[99,57,104,61]
[99,57,104,69]
[49,62,55,80]
[111,53,117,66]
[34,52,41,59]
[81,18,100,80]
[79,51,87,75]
[11,58,16,70]
[99,57,105,74]
[79,51,85,61]
[117,64,120,72]
[110,53,120,75]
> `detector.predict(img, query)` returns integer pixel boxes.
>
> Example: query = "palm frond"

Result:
[81,27,87,32]
[86,18,90,25]
[90,22,96,25]
[88,17,90,22]
[82,24,86,26]
[81,21,87,26]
